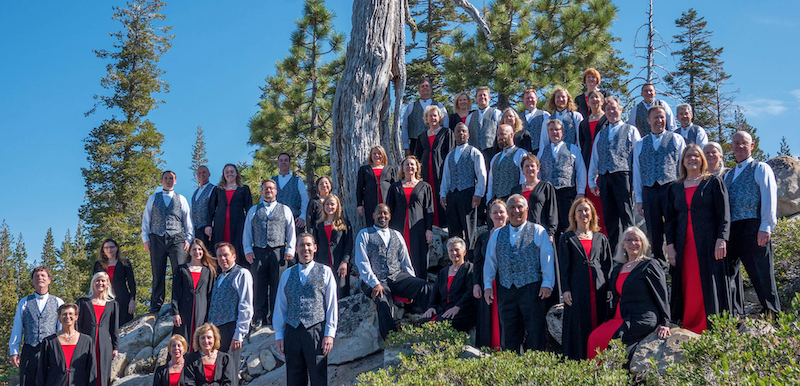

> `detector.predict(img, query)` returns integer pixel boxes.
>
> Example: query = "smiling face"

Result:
[502,111,517,126]
[223,165,238,185]
[296,235,317,264]
[677,107,693,127]
[604,99,622,123]
[370,148,384,166]
[641,84,656,103]
[704,145,723,171]
[199,329,216,354]
[548,122,563,143]
[102,241,118,260]
[323,195,338,216]
[522,158,539,181]
[161,172,176,191]
[495,125,514,150]
[59,306,78,328]
[93,275,109,294]
[190,242,205,262]
[554,90,569,111]
[317,178,332,197]
[588,92,603,112]
[419,80,432,100]
[261,180,277,202]
[523,91,538,111]
[427,108,441,128]
[32,270,51,295]
[216,245,235,271]
[489,202,508,229]
[647,108,667,134]
[169,339,185,359]
[456,94,470,111]
[507,196,528,226]
[277,154,291,174]
[373,205,391,228]
[622,232,643,260]
[402,158,418,180]
[475,89,490,109]
[683,146,704,174]
[731,131,754,163]
[196,166,210,185]
[454,124,469,146]
[574,202,593,227]
[584,74,599,89]
[447,242,466,266]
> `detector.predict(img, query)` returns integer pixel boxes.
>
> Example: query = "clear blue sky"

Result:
[1,0,797,262]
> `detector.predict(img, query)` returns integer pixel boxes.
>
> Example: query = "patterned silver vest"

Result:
[540,143,575,189]
[555,111,579,146]
[639,133,681,187]
[22,295,59,347]
[675,125,699,145]
[596,123,635,175]
[468,107,499,150]
[725,163,761,222]
[208,265,243,327]
[191,183,215,228]
[251,202,288,249]
[522,110,547,153]
[407,100,442,141]
[284,263,327,329]
[634,99,667,137]
[273,175,302,218]
[365,228,404,282]
[447,146,478,192]
[150,192,184,237]
[491,147,521,199]
[496,222,542,289]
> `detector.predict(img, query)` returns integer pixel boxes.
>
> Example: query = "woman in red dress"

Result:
[313,193,354,299]
[207,164,252,265]
[171,239,217,348]
[421,237,477,332]
[471,199,508,350]
[76,273,118,386]
[415,105,453,229]
[579,90,608,235]
[153,335,189,386]
[356,145,397,227]
[37,303,96,386]
[184,323,235,386]
[665,145,731,334]
[93,238,136,325]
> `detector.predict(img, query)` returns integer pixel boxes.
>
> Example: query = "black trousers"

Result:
[360,273,431,339]
[642,183,670,264]
[253,246,284,322]
[598,172,635,250]
[19,343,41,386]
[555,186,577,236]
[285,322,327,386]
[446,188,478,249]
[497,281,549,352]
[217,322,240,386]
[149,233,187,312]
[726,219,781,315]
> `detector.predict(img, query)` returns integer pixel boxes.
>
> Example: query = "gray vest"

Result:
[407,100,442,141]
[639,133,681,187]
[540,143,575,189]
[191,184,215,228]
[491,147,521,199]
[150,192,184,237]
[725,163,761,222]
[22,295,59,347]
[284,264,327,329]
[634,100,666,137]
[208,265,243,327]
[597,123,635,175]
[496,222,542,289]
[447,146,478,192]
[522,110,547,153]
[675,125,699,145]
[468,107,499,150]
[251,202,288,249]
[365,228,404,282]
[556,112,579,146]
[273,175,302,217]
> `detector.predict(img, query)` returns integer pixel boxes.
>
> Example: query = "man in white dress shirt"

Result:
[674,103,708,148]
[487,124,527,201]
[725,131,780,315]
[537,119,587,236]
[192,165,215,250]
[519,89,550,156]
[274,233,338,386]
[628,83,676,137]
[402,77,449,154]
[142,170,193,313]
[9,267,64,386]
[271,153,309,231]
[467,86,503,161]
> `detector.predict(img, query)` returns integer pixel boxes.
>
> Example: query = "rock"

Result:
[152,312,173,346]
[109,352,131,381]
[153,334,171,367]
[328,351,384,386]
[247,364,286,386]
[546,303,564,345]
[327,293,382,365]
[133,346,153,363]
[118,314,156,355]
[383,347,413,369]
[269,344,285,363]
[768,156,800,218]
[247,354,264,377]
[426,226,449,269]
[111,373,153,386]
[738,318,777,337]
[629,327,700,374]
[458,345,488,359]
[260,349,277,372]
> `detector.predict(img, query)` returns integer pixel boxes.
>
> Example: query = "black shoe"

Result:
[252,318,264,330]
[264,316,273,326]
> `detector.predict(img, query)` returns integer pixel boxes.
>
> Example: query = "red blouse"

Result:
[204,364,216,382]
[169,372,181,386]
[191,271,202,290]
[106,265,115,282]
[62,343,77,369]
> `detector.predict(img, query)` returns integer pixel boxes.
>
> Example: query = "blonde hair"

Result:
[613,227,651,264]
[677,144,711,183]
[423,105,442,126]
[546,86,577,113]
[168,334,188,353]
[319,194,346,231]
[566,198,600,233]
[398,156,422,180]
[453,92,471,113]
[368,145,389,167]
[88,272,115,301]
[501,108,523,132]
[193,323,221,352]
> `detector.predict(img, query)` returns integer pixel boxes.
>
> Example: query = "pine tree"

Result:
[778,137,792,157]
[39,228,60,296]
[724,106,767,165]
[442,0,622,110]
[190,125,208,184]
[81,0,172,312]
[0,221,17,369]
[56,227,91,303]
[13,234,31,300]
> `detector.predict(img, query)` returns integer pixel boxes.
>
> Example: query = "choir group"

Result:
[10,69,780,386]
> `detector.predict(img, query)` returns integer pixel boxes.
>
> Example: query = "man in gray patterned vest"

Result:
[244,179,297,328]
[192,165,215,250]
[537,119,587,236]
[142,170,193,313]
[272,153,309,232]
[401,77,448,154]
[627,83,676,137]
[633,106,686,263]
[487,124,527,201]
[274,233,338,386]
[354,204,431,339]
[725,131,780,315]
[440,123,487,249]
[208,242,254,386]
[483,195,555,352]
[674,103,709,148]
[467,86,502,161]
[9,267,64,386]
[520,89,550,156]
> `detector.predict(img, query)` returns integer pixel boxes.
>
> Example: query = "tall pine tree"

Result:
[724,106,767,165]
[190,125,208,184]
[778,137,792,157]
[0,221,17,370]
[81,0,171,311]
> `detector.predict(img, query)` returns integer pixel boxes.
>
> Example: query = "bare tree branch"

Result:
[450,0,490,37]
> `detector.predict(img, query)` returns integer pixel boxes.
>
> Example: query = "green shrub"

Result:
[771,218,800,306]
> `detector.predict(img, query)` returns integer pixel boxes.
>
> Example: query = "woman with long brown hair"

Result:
[313,193,354,299]
[207,164,252,266]
[93,238,136,325]
[171,239,217,348]
[356,145,398,227]
[306,176,333,233]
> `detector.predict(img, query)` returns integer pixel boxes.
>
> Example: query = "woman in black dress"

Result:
[665,144,731,334]
[153,335,189,386]
[207,164,252,265]
[510,153,558,239]
[574,68,611,119]
[449,92,472,130]
[356,145,397,227]
[415,105,453,228]
[558,198,612,360]
[171,239,217,348]
[421,237,477,332]
[76,273,118,386]
[472,199,508,350]
[306,176,332,232]
[313,193,353,299]
[386,155,434,279]
[578,90,609,235]
[93,238,136,325]
[37,303,96,386]
[184,323,235,386]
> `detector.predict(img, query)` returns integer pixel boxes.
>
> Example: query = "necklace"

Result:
[686,175,701,181]
[170,359,184,368]
[60,330,77,341]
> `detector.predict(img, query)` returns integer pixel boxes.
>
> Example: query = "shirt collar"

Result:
[373,225,390,233]
[420,98,431,104]
[34,292,49,300]
[479,106,490,114]
[456,143,469,150]
[525,108,537,115]
[737,157,754,168]
[299,260,315,270]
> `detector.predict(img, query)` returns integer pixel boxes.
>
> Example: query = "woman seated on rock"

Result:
[183,323,235,386]
[586,226,671,359]
[420,237,477,332]
[153,335,189,386]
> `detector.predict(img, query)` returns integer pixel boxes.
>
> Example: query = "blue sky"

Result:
[1,0,797,261]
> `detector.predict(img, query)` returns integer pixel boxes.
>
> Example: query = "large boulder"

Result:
[327,293,382,365]
[117,314,156,355]
[546,303,564,345]
[109,352,131,382]
[767,156,800,218]
[426,225,450,270]
[247,365,286,386]
[111,374,153,386]
[629,327,699,374]
[152,311,174,346]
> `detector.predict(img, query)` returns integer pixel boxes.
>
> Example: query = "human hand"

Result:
[276,339,284,356]
[129,299,136,315]
[441,306,460,319]
[172,315,182,327]
[575,194,585,200]
[112,350,118,360]
[539,286,552,299]
[371,284,386,300]
[246,252,255,264]
[296,218,306,229]
[484,288,494,305]
[230,339,242,351]
[11,354,19,367]
[471,195,481,209]
[284,253,294,262]
[184,241,191,253]
[204,227,213,238]
[562,291,573,306]
[666,244,676,267]
[472,284,482,299]
[143,241,150,254]
[357,206,364,217]
[322,336,334,355]
[425,230,433,244]
[656,325,671,339]
[422,308,436,319]
[637,203,644,217]
[757,231,770,247]
[337,262,348,278]
[714,239,727,260]
[590,187,600,197]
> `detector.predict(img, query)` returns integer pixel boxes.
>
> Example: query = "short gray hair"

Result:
[507,194,528,209]
[676,103,692,114]
[547,119,563,128]
[704,141,723,154]
[446,237,467,251]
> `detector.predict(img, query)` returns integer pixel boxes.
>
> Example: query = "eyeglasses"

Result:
[623,239,642,244]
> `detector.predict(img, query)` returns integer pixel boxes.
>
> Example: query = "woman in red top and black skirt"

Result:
[153,335,189,386]
[37,303,96,386]
[76,273,118,386]
[207,164,252,266]
[171,239,217,348]
[415,105,453,230]
[356,145,397,227]
[578,89,609,235]
[93,238,136,326]
[313,193,354,299]
[184,323,234,386]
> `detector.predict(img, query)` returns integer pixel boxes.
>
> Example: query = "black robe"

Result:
[610,259,670,350]
[414,127,454,228]
[356,164,398,227]
[558,231,612,360]
[207,185,253,261]
[385,181,434,278]
[472,229,495,348]
[93,260,136,326]
[153,361,188,386]
[574,89,611,119]
[183,351,235,386]
[305,197,324,233]
[423,262,477,332]
[665,176,731,323]
[36,333,96,386]
[578,115,609,170]
[76,298,118,386]
[171,264,214,346]
[448,111,472,130]
[510,181,558,236]
[312,218,354,299]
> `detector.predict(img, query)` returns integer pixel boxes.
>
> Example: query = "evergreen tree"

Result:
[81,0,172,312]
[56,227,91,303]
[39,228,60,297]
[190,125,208,184]
[13,234,31,300]
[248,0,345,190]
[778,137,792,157]
[724,106,766,165]
[0,221,16,369]
[442,0,622,110]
